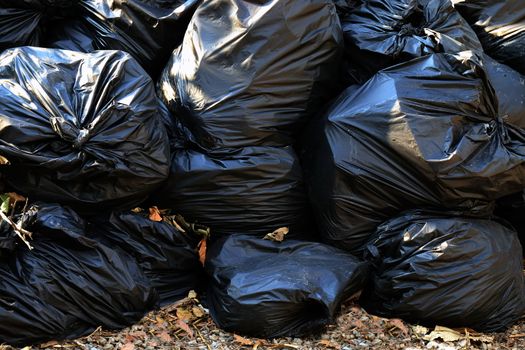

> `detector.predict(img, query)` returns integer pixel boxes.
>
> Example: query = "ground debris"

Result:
[11,301,523,350]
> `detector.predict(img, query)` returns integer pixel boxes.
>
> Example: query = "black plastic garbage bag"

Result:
[159,0,343,150]
[89,211,204,305]
[0,47,170,214]
[340,0,482,85]
[206,235,369,338]
[496,190,525,253]
[303,51,525,253]
[360,211,525,332]
[453,0,525,75]
[0,0,78,51]
[154,145,311,239]
[0,203,158,346]
[45,0,200,78]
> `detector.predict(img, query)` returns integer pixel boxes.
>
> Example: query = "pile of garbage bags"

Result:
[0,0,524,346]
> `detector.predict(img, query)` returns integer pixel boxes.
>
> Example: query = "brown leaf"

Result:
[176,307,194,322]
[351,319,365,329]
[120,343,135,350]
[40,340,59,348]
[149,207,162,222]
[318,339,342,349]
[263,227,289,242]
[176,319,194,338]
[125,334,135,343]
[155,315,167,329]
[158,331,172,343]
[234,334,254,346]
[192,306,205,318]
[7,192,25,204]
[198,239,207,266]
[129,331,147,339]
[388,318,409,336]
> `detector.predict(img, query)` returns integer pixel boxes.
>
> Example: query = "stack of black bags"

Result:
[0,0,524,346]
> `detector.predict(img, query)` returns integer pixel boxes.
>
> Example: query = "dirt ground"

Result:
[6,296,525,350]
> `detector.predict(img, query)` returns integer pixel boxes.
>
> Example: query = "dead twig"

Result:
[195,325,211,350]
[0,209,33,250]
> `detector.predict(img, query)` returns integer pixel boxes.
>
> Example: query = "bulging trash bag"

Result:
[303,51,525,253]
[154,144,311,239]
[159,0,343,150]
[0,47,170,214]
[206,235,369,338]
[360,211,525,332]
[0,0,78,50]
[89,211,204,305]
[341,0,482,85]
[45,0,200,78]
[453,0,525,75]
[0,202,158,346]
[496,190,525,252]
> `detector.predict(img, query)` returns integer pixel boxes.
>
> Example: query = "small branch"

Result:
[0,210,33,250]
[194,325,211,350]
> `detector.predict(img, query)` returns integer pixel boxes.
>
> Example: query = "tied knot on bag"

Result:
[485,115,510,144]
[394,4,426,37]
[72,128,90,150]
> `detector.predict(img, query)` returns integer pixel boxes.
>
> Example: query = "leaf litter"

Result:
[3,297,522,350]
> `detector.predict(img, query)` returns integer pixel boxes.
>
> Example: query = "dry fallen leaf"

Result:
[465,329,493,343]
[188,290,198,299]
[129,331,147,339]
[149,207,162,222]
[388,318,409,336]
[192,306,205,318]
[234,334,254,346]
[176,319,194,338]
[263,227,289,242]
[158,331,172,343]
[120,343,135,350]
[198,238,207,266]
[318,339,342,349]
[7,192,25,204]
[40,340,59,348]
[412,325,429,337]
[351,319,365,329]
[155,315,167,329]
[424,326,462,342]
[176,307,194,322]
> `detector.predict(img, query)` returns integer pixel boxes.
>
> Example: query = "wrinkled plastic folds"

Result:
[159,0,343,150]
[303,51,525,253]
[341,0,482,84]
[0,47,170,214]
[453,0,525,75]
[45,0,200,77]
[154,144,311,239]
[360,211,525,332]
[89,211,203,305]
[0,203,158,346]
[206,235,369,338]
